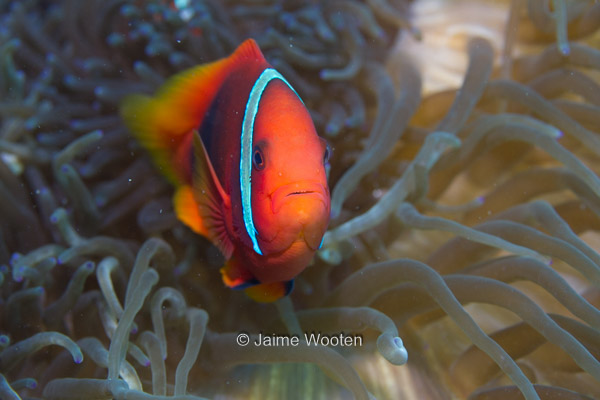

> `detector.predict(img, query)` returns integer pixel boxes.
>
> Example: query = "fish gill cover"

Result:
[0,0,599,399]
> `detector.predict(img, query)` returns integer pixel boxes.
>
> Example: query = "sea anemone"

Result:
[1,0,600,399]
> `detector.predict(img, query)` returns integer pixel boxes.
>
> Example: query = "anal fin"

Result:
[221,255,294,303]
[244,281,294,303]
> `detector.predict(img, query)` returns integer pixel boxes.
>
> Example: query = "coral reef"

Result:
[1,0,600,399]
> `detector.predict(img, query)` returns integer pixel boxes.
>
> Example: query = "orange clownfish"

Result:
[121,39,331,302]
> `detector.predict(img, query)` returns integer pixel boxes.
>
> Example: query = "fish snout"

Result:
[270,181,330,250]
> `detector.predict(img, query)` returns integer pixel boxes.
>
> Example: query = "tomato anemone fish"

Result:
[121,39,331,302]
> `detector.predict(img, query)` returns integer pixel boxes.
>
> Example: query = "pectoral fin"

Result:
[172,132,234,258]
[173,185,206,235]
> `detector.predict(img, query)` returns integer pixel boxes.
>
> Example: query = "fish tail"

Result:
[121,94,192,185]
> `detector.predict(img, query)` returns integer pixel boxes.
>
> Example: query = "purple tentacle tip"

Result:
[394,337,403,348]
[10,253,21,265]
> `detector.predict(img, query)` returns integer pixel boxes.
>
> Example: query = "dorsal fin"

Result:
[233,38,266,61]
[149,39,266,137]
[121,38,266,185]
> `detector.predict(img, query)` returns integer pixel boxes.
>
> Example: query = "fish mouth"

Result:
[287,190,316,196]
[258,181,329,253]
[270,181,328,214]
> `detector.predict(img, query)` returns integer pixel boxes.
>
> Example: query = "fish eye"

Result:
[323,143,331,164]
[253,147,265,171]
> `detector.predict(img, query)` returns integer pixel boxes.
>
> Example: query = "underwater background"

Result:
[1,0,600,399]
